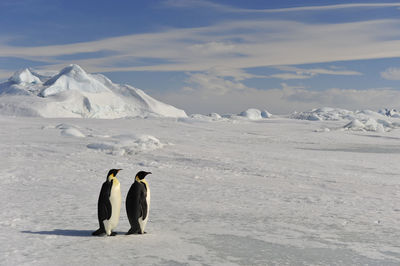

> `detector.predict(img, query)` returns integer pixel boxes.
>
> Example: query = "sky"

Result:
[1,0,400,114]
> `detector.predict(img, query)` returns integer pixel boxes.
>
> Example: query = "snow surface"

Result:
[1,115,400,265]
[0,64,187,119]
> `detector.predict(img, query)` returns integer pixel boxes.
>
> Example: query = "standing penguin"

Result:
[92,169,122,236]
[126,171,151,234]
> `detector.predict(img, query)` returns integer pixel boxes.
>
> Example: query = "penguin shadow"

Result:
[21,229,94,237]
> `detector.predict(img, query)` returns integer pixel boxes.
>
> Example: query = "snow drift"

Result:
[87,134,165,155]
[0,65,187,119]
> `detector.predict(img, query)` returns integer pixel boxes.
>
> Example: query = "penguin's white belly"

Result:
[104,182,121,235]
[138,187,150,233]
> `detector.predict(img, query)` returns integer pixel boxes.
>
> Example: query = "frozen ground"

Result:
[1,115,400,265]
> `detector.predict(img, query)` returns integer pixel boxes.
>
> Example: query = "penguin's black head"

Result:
[107,169,122,178]
[136,171,151,180]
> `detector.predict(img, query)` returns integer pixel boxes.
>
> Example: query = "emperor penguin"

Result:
[126,171,151,234]
[92,169,122,236]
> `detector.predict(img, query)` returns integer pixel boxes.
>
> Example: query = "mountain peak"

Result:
[60,64,87,76]
[44,64,89,86]
[40,64,107,97]
[9,68,41,84]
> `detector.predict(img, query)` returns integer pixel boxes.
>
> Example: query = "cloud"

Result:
[283,86,400,110]
[188,41,236,55]
[150,68,400,115]
[380,67,400,80]
[182,67,255,95]
[1,18,400,75]
[155,80,400,115]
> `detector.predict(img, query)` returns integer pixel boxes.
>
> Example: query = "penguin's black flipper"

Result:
[98,180,113,221]
[140,189,148,220]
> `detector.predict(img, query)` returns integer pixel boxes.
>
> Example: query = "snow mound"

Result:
[185,113,226,122]
[261,110,273,118]
[208,112,222,119]
[0,64,187,119]
[240,108,262,120]
[239,108,272,120]
[182,109,272,123]
[343,118,396,132]
[56,124,85,138]
[87,134,165,155]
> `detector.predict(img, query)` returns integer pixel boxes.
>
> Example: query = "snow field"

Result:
[1,115,400,265]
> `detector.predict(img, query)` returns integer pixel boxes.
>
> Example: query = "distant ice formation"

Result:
[291,107,400,132]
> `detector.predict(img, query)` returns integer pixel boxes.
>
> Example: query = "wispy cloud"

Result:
[275,66,362,76]
[164,0,400,13]
[380,67,400,80]
[270,65,362,80]
[237,3,400,13]
[270,73,313,80]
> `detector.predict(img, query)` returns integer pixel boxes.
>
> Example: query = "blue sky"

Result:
[1,0,400,114]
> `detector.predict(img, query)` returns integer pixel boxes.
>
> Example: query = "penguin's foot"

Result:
[126,228,138,235]
[92,228,105,236]
[110,232,117,236]
[126,228,142,235]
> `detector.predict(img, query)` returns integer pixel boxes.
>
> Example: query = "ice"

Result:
[293,107,400,132]
[291,107,355,121]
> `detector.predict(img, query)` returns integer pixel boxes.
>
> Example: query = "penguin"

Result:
[92,169,122,236]
[126,171,151,235]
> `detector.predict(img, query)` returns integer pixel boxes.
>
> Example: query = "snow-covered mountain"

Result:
[0,64,187,118]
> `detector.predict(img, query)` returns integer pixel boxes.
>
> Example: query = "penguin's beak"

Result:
[117,169,122,173]
[147,172,152,175]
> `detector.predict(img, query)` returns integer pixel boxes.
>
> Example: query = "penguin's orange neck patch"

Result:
[108,174,120,185]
